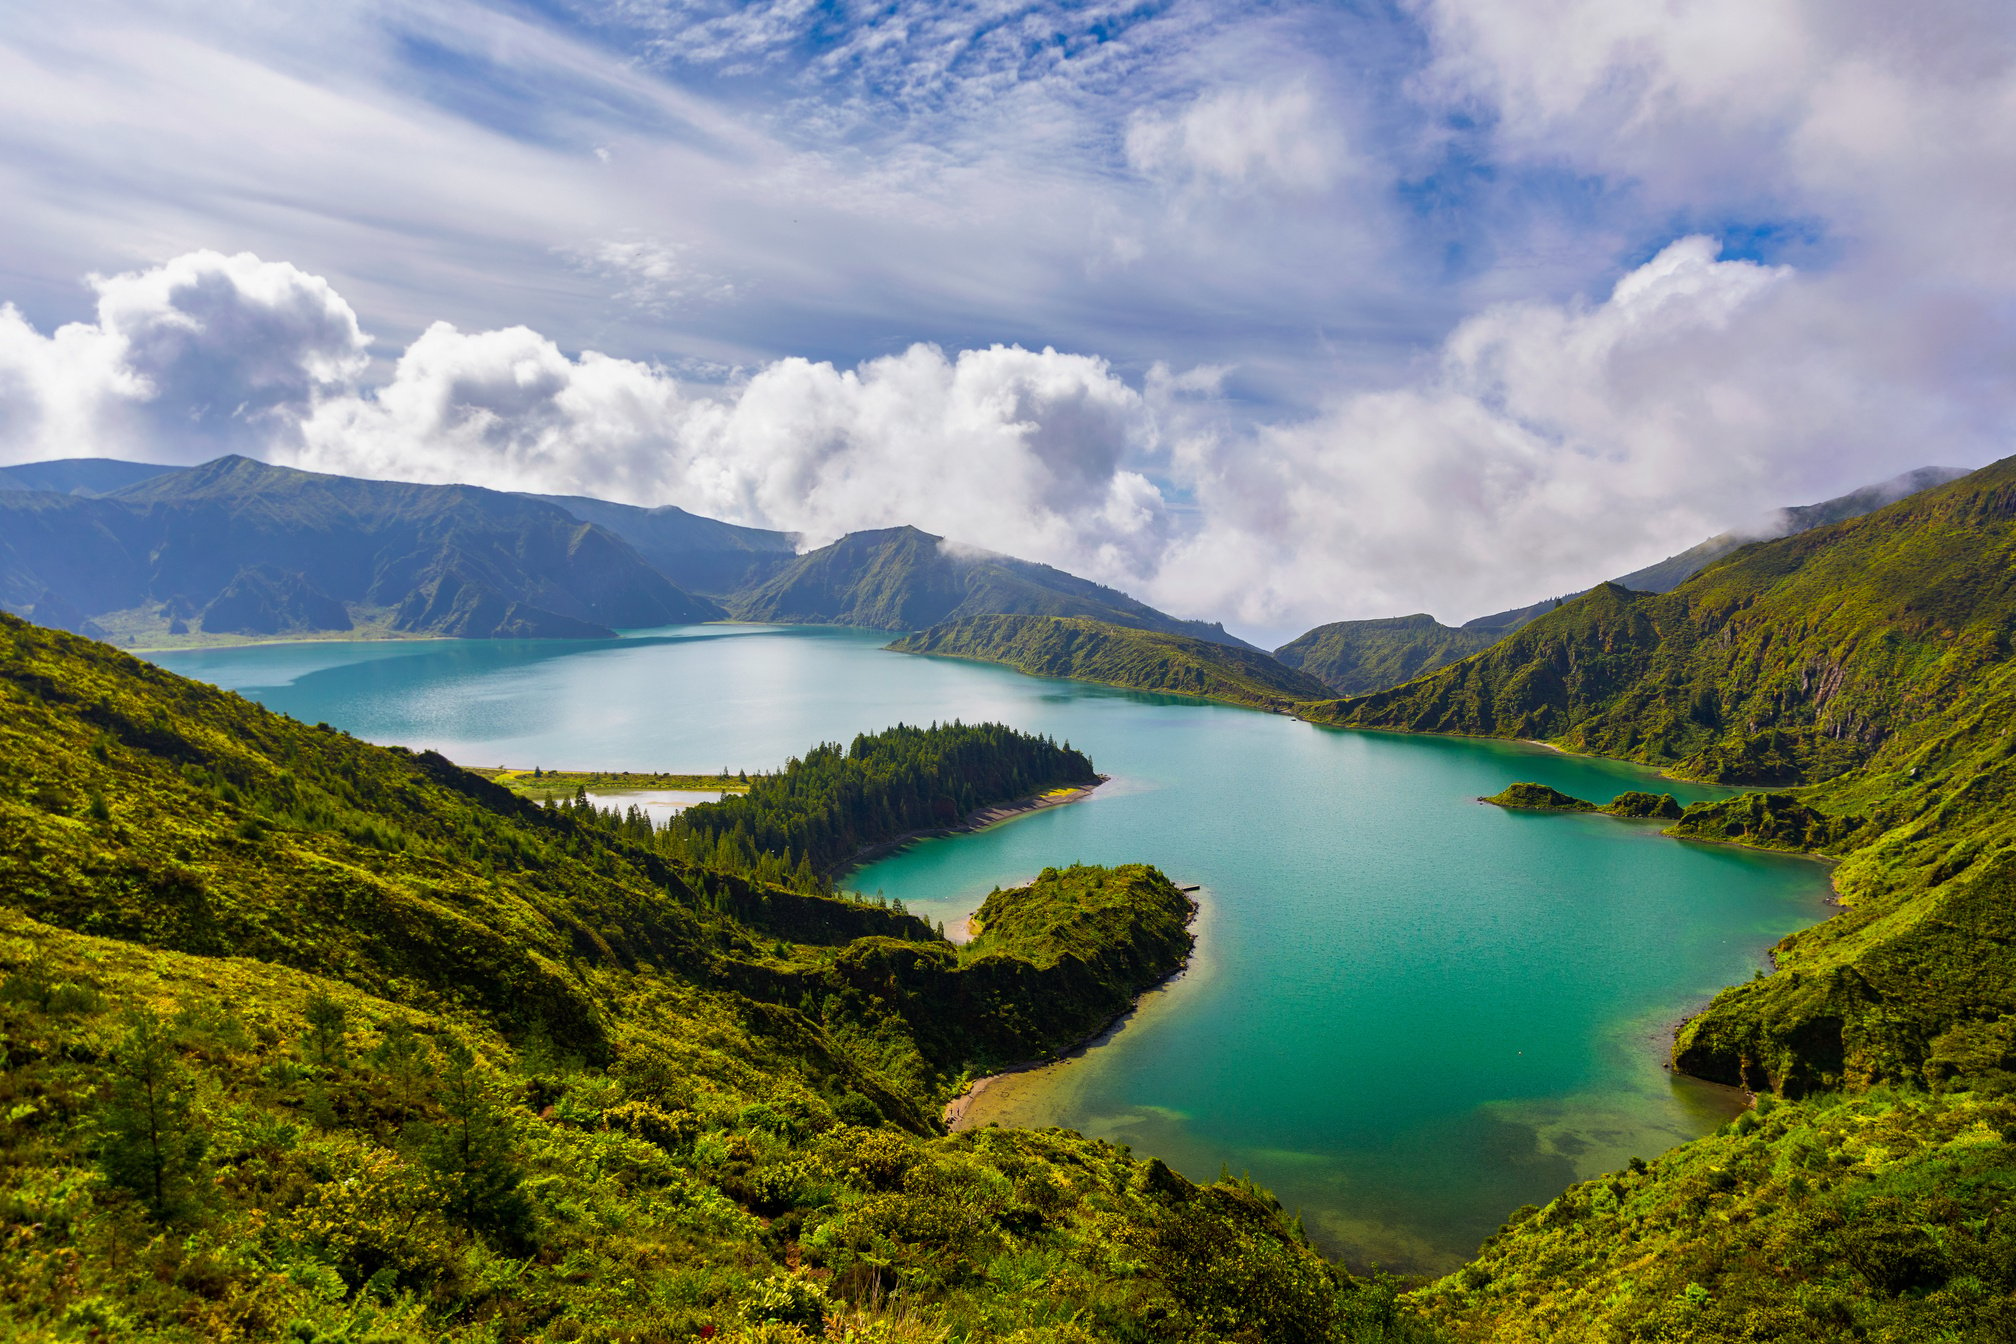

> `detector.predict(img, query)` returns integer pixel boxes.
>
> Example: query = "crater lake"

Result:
[151,623,1830,1272]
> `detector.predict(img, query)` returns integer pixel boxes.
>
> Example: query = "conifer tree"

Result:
[303,991,348,1067]
[421,1043,533,1244]
[97,1009,206,1218]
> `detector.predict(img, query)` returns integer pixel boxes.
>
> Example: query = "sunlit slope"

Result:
[894,613,1330,708]
[731,525,1256,647]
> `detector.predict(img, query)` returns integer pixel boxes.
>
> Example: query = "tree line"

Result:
[547,721,1095,893]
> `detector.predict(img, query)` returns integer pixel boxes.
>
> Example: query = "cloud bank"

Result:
[3,234,2003,642]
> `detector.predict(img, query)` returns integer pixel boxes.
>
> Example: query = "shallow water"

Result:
[153,624,1829,1272]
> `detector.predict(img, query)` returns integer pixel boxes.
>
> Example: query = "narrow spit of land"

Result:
[469,766,752,799]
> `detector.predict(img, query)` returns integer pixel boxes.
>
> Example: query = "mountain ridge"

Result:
[1276,466,1971,697]
[730,523,1256,648]
[0,455,721,643]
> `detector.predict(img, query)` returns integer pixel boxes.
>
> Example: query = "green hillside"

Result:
[729,526,1255,648]
[1273,467,1967,698]
[1305,455,2016,1096]
[0,456,720,645]
[891,613,1332,710]
[0,612,1433,1342]
[1458,464,1968,633]
[1275,615,1500,696]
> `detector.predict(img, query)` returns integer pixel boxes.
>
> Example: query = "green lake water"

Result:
[151,624,1830,1273]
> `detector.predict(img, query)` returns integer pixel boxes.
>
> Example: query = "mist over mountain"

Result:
[1278,466,1969,696]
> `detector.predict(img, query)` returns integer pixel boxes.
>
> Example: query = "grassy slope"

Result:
[1273,616,1499,697]
[0,613,1427,1343]
[1417,1089,2016,1343]
[891,614,1331,710]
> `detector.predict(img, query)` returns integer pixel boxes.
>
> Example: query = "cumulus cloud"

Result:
[290,321,1172,578]
[3,237,2009,642]
[1153,233,2013,630]
[0,250,368,463]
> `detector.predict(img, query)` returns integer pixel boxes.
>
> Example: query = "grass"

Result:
[470,767,752,799]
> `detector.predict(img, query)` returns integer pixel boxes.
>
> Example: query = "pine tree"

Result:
[97,1009,206,1218]
[421,1043,533,1244]
[369,1018,433,1120]
[303,991,348,1067]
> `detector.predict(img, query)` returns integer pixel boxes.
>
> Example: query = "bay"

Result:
[151,623,1828,1272]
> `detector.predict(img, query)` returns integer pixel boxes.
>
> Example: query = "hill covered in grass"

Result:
[1277,467,1968,697]
[0,611,1433,1342]
[1275,615,1501,696]
[729,526,1253,648]
[892,613,1330,709]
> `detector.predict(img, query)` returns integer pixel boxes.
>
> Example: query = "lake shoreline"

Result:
[942,885,1203,1129]
[839,775,1109,876]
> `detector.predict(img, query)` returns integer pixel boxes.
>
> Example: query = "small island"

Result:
[1482,782,1684,818]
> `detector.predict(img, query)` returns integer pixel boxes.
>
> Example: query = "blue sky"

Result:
[1,0,2012,639]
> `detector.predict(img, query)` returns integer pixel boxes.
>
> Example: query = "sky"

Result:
[0,0,2012,642]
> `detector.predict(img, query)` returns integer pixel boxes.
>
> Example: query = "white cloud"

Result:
[289,319,1173,579]
[1150,234,2012,631]
[0,250,367,463]
[3,240,2008,643]
[1126,83,1341,194]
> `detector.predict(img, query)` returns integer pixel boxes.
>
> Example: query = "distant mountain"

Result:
[728,525,1255,648]
[521,493,797,596]
[1273,613,1500,697]
[0,457,180,496]
[1276,465,1970,695]
[891,614,1331,710]
[0,455,719,644]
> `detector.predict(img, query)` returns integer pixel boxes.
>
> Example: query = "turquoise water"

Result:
[152,624,1829,1272]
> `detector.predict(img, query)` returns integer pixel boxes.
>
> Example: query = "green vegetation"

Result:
[1274,468,1967,698]
[1,612,1441,1341]
[1478,783,1596,811]
[892,614,1330,710]
[1416,1089,2016,1343]
[471,766,751,800]
[548,721,1095,892]
[1481,784,1683,817]
[728,525,1251,647]
[1274,615,1499,697]
[1602,790,1683,820]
